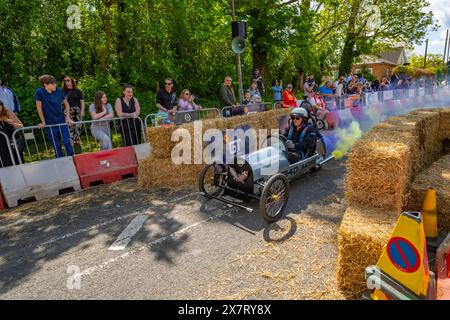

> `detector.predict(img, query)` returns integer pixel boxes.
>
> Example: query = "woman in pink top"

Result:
[177,89,202,111]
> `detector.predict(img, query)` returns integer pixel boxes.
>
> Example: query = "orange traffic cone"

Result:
[422,187,438,238]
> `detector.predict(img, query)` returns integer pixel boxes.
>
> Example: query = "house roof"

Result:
[356,47,408,66]
[378,47,407,65]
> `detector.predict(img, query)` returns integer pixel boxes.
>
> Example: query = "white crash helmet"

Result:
[289,107,308,119]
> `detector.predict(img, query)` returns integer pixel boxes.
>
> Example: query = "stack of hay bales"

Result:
[406,154,450,232]
[138,109,290,189]
[337,205,398,297]
[338,107,450,298]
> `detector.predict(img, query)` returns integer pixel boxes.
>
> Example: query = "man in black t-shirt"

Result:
[156,78,177,113]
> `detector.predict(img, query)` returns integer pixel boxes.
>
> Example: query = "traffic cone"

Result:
[422,187,438,238]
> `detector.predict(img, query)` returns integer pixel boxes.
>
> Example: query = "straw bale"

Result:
[337,205,398,298]
[439,108,450,140]
[146,125,179,159]
[138,156,203,189]
[346,129,416,212]
[406,153,450,233]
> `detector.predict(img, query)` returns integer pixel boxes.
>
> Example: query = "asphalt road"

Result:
[0,133,347,300]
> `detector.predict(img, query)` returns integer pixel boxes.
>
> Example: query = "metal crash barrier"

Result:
[12,117,146,164]
[221,102,272,118]
[0,131,18,168]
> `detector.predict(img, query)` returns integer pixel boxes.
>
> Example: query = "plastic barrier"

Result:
[365,211,433,300]
[12,117,146,165]
[0,157,81,208]
[133,143,151,161]
[73,146,138,189]
[436,233,450,300]
[0,192,5,210]
[337,108,355,126]
[350,106,365,121]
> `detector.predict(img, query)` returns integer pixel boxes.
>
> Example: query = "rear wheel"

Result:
[199,164,225,197]
[316,119,326,130]
[260,174,289,223]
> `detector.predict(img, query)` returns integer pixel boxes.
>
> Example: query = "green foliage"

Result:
[0,0,437,126]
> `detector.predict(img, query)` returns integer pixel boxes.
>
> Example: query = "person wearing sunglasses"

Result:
[177,89,202,111]
[283,107,318,164]
[156,78,177,113]
[62,76,85,148]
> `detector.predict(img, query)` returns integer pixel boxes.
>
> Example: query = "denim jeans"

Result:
[46,125,74,158]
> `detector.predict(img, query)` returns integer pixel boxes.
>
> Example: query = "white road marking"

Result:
[79,208,237,277]
[108,215,149,251]
[34,192,199,248]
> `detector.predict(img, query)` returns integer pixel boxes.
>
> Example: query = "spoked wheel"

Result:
[311,138,327,172]
[259,174,290,223]
[199,164,225,197]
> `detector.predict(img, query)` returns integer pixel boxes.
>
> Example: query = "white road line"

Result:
[108,215,149,251]
[34,192,199,248]
[80,208,237,277]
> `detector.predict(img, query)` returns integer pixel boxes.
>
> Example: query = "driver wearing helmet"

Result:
[282,107,318,164]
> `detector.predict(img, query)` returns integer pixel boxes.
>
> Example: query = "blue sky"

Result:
[412,0,450,57]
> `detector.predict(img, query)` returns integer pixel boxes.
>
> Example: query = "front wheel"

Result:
[259,174,290,223]
[199,164,225,197]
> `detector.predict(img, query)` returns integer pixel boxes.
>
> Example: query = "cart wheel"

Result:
[311,138,327,172]
[260,174,289,223]
[199,164,225,197]
[316,119,326,130]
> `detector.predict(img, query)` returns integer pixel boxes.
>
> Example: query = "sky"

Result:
[412,0,450,58]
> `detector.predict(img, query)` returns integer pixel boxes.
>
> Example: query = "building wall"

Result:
[352,63,397,81]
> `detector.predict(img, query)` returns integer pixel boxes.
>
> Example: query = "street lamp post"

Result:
[232,0,244,102]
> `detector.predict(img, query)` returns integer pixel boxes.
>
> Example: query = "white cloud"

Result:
[412,0,450,56]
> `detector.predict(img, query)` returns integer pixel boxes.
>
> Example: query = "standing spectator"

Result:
[0,79,20,114]
[89,91,114,150]
[379,77,390,91]
[371,79,380,91]
[319,80,334,98]
[115,84,142,146]
[219,76,236,108]
[35,75,74,158]
[62,76,85,147]
[303,76,316,98]
[272,80,283,103]
[156,78,177,113]
[0,99,23,167]
[241,91,252,105]
[252,68,265,96]
[282,84,297,108]
[177,89,202,111]
[308,90,329,122]
[390,74,399,90]
[362,82,373,93]
[247,80,261,102]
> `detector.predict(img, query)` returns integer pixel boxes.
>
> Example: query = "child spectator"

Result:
[35,75,74,158]
[272,80,283,103]
[89,91,114,150]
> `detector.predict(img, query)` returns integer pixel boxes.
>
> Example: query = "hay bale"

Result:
[337,205,398,298]
[346,129,416,212]
[406,153,450,233]
[138,156,203,189]
[439,108,450,140]
[146,125,179,159]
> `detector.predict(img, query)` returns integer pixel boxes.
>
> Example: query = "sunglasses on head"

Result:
[165,82,173,85]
